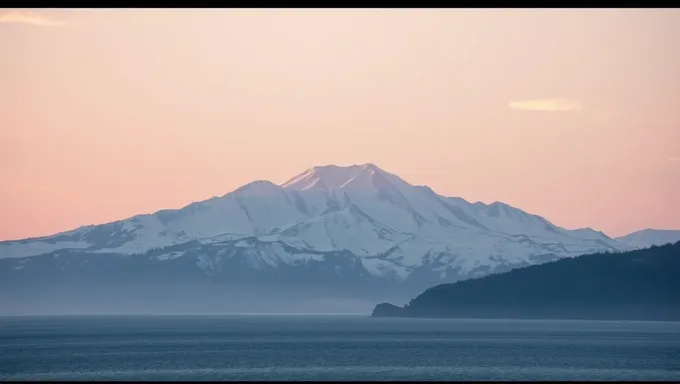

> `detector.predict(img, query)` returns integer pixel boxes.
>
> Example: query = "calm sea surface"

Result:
[1,315,679,381]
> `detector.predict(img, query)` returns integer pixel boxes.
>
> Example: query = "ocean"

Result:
[1,315,679,381]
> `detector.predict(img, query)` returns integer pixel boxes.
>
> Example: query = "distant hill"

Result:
[616,229,680,249]
[372,242,680,321]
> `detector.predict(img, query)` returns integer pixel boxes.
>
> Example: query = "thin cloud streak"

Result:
[669,158,680,161]
[508,98,583,112]
[0,11,67,27]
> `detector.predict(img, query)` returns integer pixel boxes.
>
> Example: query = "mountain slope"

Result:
[616,229,680,249]
[372,242,680,321]
[1,163,629,290]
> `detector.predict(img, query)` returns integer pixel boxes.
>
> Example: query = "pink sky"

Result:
[1,9,679,240]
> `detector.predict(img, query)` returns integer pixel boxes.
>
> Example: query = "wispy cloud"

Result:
[669,157,680,161]
[508,98,582,112]
[0,10,67,27]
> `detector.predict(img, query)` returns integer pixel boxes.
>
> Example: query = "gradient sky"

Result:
[1,9,679,241]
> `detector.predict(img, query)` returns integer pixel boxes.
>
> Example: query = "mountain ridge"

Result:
[4,163,667,245]
[615,229,680,249]
[0,163,669,294]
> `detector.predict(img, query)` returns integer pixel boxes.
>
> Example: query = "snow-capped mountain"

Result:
[616,229,680,249]
[1,164,631,293]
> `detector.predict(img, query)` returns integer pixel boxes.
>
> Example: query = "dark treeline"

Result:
[373,242,680,321]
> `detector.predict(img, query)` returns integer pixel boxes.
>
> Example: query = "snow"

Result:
[278,252,325,264]
[0,163,636,282]
[616,229,680,249]
[281,164,367,191]
[0,239,90,259]
[155,251,184,261]
[276,204,409,256]
[92,214,186,255]
[360,258,410,280]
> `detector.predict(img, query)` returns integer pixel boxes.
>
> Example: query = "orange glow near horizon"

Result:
[1,9,679,240]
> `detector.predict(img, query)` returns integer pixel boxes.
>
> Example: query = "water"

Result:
[1,315,679,381]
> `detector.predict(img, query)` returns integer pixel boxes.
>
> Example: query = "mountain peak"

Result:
[234,180,282,196]
[360,163,379,170]
[280,163,400,192]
